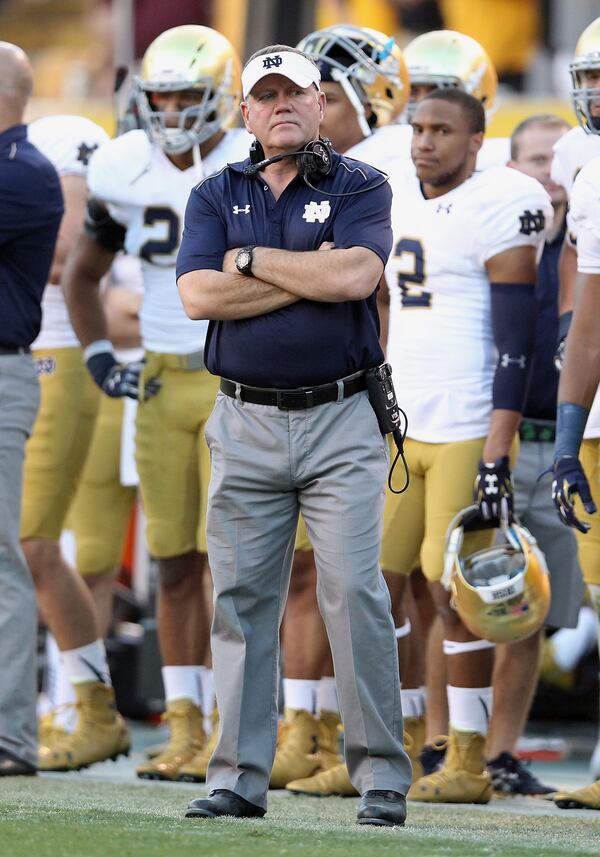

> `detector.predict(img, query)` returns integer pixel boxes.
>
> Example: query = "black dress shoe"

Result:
[0,749,36,777]
[357,789,406,827]
[185,789,266,819]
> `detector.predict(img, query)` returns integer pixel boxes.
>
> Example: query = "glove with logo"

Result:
[551,455,596,534]
[86,352,160,401]
[473,455,514,522]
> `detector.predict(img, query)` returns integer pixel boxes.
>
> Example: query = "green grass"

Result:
[0,778,599,857]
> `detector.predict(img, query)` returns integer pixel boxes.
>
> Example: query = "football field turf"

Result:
[1,772,599,857]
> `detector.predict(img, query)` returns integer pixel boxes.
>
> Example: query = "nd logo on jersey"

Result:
[303,200,330,223]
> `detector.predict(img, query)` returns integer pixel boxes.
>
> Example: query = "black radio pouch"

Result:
[366,363,410,494]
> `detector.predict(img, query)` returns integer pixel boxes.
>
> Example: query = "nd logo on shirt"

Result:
[303,200,330,223]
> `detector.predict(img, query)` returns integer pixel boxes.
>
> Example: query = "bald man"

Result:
[0,42,64,775]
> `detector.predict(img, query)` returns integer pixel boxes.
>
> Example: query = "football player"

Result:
[63,25,251,782]
[21,114,131,771]
[549,155,600,811]
[381,88,551,803]
[262,24,411,796]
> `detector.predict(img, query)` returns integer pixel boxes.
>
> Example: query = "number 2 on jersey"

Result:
[140,207,180,264]
[394,238,431,308]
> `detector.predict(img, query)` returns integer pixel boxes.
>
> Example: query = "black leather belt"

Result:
[519,418,556,443]
[220,373,367,410]
[0,346,30,355]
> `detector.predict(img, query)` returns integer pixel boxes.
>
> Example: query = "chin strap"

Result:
[330,67,373,139]
[192,143,204,181]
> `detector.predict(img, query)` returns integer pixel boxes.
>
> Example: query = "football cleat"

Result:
[554,779,600,810]
[408,729,492,804]
[136,698,205,780]
[286,761,358,797]
[135,25,241,154]
[419,736,448,776]
[269,707,321,789]
[178,709,219,783]
[38,710,69,751]
[404,715,426,782]
[39,682,130,771]
[487,752,556,796]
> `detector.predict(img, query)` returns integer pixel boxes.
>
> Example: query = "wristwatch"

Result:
[235,245,256,276]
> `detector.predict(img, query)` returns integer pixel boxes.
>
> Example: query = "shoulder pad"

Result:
[27,115,109,176]
[87,130,153,204]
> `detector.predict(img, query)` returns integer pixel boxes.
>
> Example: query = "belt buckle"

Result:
[276,390,311,410]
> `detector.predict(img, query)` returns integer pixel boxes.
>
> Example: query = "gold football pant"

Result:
[577,438,600,585]
[21,347,99,541]
[67,395,137,576]
[381,436,495,581]
[135,352,219,558]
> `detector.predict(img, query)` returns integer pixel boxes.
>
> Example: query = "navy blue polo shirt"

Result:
[523,212,567,422]
[0,124,63,348]
[176,152,391,388]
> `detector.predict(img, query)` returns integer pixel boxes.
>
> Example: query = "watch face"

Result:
[238,250,250,268]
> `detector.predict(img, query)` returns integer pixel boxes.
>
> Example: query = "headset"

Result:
[243,136,388,197]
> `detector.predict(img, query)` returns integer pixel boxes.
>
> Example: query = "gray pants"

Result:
[204,389,411,808]
[514,440,584,629]
[0,353,39,766]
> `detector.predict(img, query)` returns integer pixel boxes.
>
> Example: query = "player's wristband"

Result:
[84,339,117,388]
[554,401,589,459]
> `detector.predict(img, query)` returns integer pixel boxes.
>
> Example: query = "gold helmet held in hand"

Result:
[135,25,241,154]
[570,16,600,135]
[404,30,497,116]
[297,24,409,135]
[442,506,551,644]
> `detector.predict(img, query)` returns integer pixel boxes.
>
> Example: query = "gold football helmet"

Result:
[442,507,551,644]
[404,30,497,117]
[570,16,600,135]
[135,25,240,154]
[297,24,409,136]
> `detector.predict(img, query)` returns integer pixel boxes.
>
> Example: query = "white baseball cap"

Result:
[242,50,321,99]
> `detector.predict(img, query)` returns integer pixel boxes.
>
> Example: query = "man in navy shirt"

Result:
[0,41,63,775]
[177,45,410,825]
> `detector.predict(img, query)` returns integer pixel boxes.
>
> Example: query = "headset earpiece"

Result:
[296,138,333,181]
[249,138,265,165]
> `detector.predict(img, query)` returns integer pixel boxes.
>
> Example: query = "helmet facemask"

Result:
[570,60,600,135]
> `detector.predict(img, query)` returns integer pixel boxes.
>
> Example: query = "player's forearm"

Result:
[558,238,577,316]
[177,269,299,321]
[483,410,521,461]
[558,327,600,410]
[250,246,383,302]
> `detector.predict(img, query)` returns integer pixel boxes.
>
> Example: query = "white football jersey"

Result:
[88,128,252,354]
[565,156,600,438]
[28,116,110,351]
[348,124,509,172]
[551,126,600,194]
[385,161,552,443]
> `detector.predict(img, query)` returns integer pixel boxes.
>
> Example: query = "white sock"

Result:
[61,640,111,687]
[199,666,215,732]
[43,632,62,707]
[161,665,203,707]
[401,687,425,718]
[282,678,318,712]
[316,677,339,714]
[551,606,599,672]
[447,685,492,735]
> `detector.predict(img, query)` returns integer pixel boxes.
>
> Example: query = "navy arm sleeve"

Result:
[176,177,228,279]
[332,176,393,266]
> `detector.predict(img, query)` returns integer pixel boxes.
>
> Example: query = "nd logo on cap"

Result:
[262,55,283,69]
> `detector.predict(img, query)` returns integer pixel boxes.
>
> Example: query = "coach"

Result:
[0,42,63,775]
[176,45,411,825]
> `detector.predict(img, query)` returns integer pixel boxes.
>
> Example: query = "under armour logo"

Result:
[233,204,250,214]
[519,209,545,235]
[484,474,499,494]
[500,353,527,369]
[77,142,98,166]
[303,200,330,223]
[436,202,453,214]
[262,55,283,69]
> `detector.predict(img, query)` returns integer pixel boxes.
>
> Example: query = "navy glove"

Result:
[473,455,513,521]
[551,455,596,534]
[86,351,160,401]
